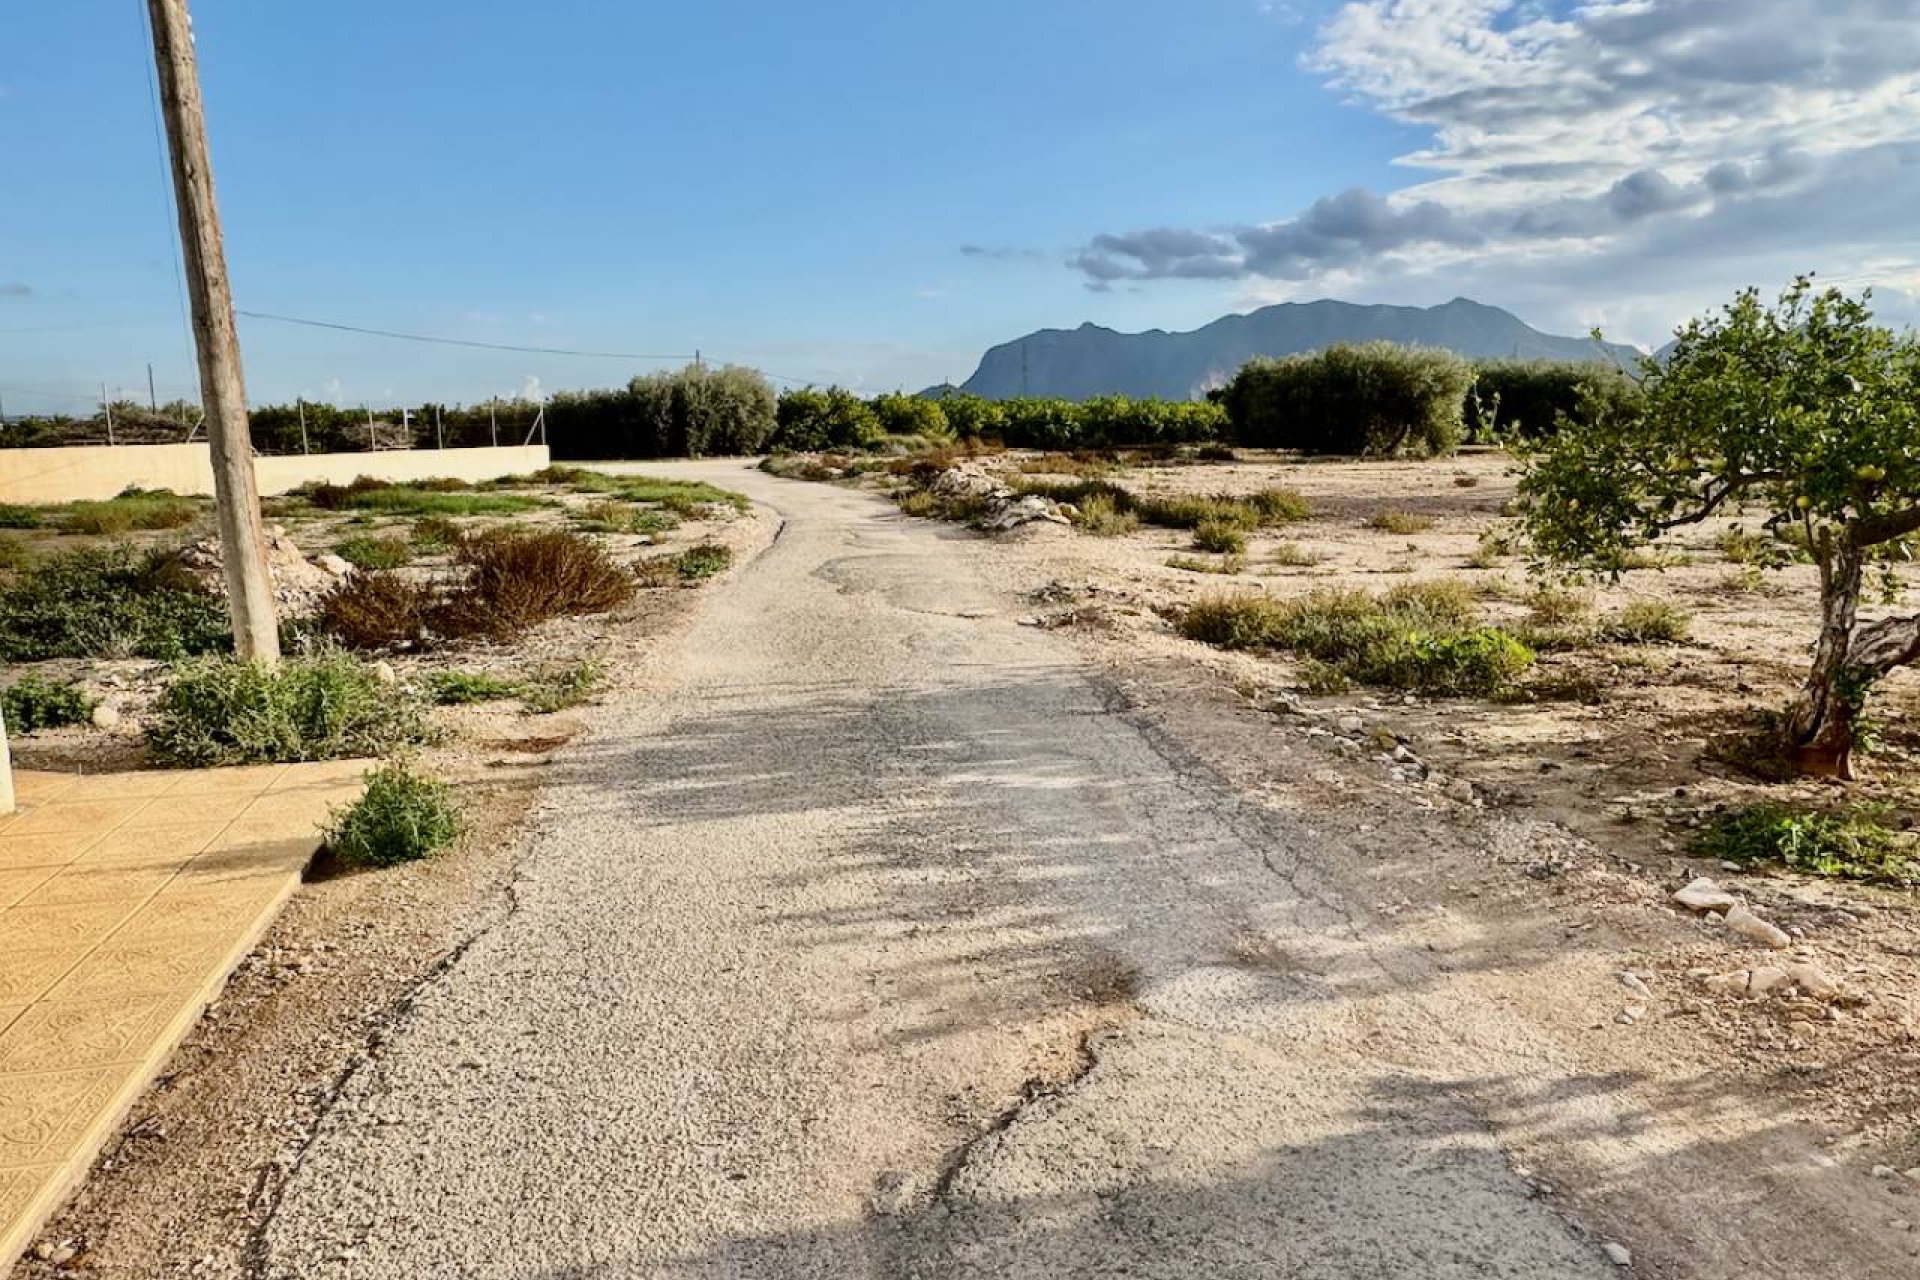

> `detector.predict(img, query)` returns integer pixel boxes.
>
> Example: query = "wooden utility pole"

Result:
[146,0,279,662]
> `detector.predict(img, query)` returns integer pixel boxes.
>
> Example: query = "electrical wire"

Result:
[234,310,695,361]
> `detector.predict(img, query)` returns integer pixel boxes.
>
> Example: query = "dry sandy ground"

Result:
[15,455,1920,1278]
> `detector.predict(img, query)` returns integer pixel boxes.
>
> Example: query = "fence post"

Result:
[435,404,443,450]
[297,399,310,454]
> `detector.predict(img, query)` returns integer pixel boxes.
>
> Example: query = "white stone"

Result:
[1672,877,1738,913]
[90,702,122,730]
[1725,904,1792,949]
[317,553,354,577]
[1783,962,1843,1001]
[1337,715,1365,734]
[1602,1242,1632,1267]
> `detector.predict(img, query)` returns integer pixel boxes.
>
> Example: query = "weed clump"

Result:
[436,530,635,639]
[334,534,415,570]
[522,661,603,713]
[1367,509,1435,535]
[317,572,435,651]
[1072,492,1140,537]
[423,670,523,705]
[1694,803,1917,885]
[672,542,733,581]
[1599,599,1691,644]
[325,759,462,868]
[1180,583,1532,695]
[1193,519,1248,555]
[60,488,204,536]
[2,674,95,732]
[149,649,431,766]
[0,545,229,661]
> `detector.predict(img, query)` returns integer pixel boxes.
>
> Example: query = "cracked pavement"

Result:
[261,464,1615,1279]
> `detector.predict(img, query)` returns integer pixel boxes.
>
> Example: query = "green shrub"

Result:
[522,661,602,713]
[547,363,776,459]
[1166,554,1245,575]
[1180,584,1532,695]
[1598,599,1691,644]
[1525,584,1595,626]
[334,534,415,570]
[423,670,522,705]
[0,505,44,529]
[324,759,462,868]
[1716,527,1804,568]
[872,392,952,442]
[674,542,733,580]
[0,538,32,572]
[1367,509,1435,535]
[578,500,680,536]
[1694,803,1917,885]
[1218,342,1473,456]
[608,475,749,512]
[2,674,95,733]
[770,387,887,452]
[1467,359,1643,441]
[0,545,229,661]
[1269,542,1326,567]
[1193,519,1248,554]
[149,649,432,766]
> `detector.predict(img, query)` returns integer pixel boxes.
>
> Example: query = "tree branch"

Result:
[1848,505,1920,549]
[1849,611,1920,677]
[1650,474,1776,532]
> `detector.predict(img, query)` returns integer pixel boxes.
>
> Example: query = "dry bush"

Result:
[436,529,634,639]
[317,571,434,650]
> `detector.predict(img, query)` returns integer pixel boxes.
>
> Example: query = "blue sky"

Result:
[5,1,1919,413]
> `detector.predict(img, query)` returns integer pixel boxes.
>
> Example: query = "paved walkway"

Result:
[0,761,367,1267]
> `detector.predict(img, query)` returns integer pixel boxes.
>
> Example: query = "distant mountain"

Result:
[945,298,1641,401]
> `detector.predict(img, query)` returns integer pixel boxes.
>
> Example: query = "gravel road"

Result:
[263,464,1616,1278]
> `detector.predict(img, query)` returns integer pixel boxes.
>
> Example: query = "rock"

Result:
[1873,1165,1898,1179]
[1337,714,1365,734]
[981,493,1071,532]
[1618,972,1653,1000]
[1446,777,1478,804]
[1725,904,1792,949]
[1615,1005,1646,1025]
[1672,877,1738,913]
[1391,744,1417,764]
[1745,966,1795,995]
[1602,1241,1633,1267]
[316,553,354,577]
[372,661,398,686]
[1783,962,1843,1001]
[90,702,122,730]
[1905,1168,1920,1184]
[178,529,340,614]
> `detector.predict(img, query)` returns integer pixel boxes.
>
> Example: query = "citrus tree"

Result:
[1520,278,1920,779]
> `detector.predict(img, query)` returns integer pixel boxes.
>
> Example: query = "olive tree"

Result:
[1520,278,1920,779]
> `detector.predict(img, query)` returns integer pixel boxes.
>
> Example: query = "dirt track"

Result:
[249,464,1912,1278]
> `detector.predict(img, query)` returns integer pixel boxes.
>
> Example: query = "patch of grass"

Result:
[1452,474,1481,488]
[1467,526,1517,569]
[1717,565,1782,596]
[1525,584,1595,627]
[1716,527,1806,568]
[1181,584,1532,695]
[604,476,750,513]
[1268,542,1326,568]
[1367,509,1435,535]
[1166,554,1246,575]
[577,500,680,537]
[1193,519,1248,555]
[0,505,44,529]
[334,534,415,571]
[423,670,522,705]
[59,488,204,536]
[149,648,432,766]
[409,516,462,554]
[0,538,32,572]
[317,571,434,651]
[435,530,636,640]
[521,661,603,713]
[0,545,229,661]
[1615,546,1689,571]
[1072,492,1140,537]
[1598,599,1691,644]
[324,759,462,868]
[673,542,733,581]
[299,479,547,517]
[1013,478,1308,532]
[2,674,95,733]
[1694,803,1918,885]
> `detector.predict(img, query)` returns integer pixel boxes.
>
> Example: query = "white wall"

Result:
[0,444,552,504]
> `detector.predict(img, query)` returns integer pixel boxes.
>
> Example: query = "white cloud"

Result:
[1071,0,1920,341]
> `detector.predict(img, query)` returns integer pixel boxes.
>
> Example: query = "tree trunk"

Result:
[1788,545,1865,778]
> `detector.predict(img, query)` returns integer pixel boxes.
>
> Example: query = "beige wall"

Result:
[0,444,552,504]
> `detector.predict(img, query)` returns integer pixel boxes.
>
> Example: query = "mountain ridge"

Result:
[942,298,1641,401]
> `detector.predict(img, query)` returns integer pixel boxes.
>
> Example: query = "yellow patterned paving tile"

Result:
[177,840,316,888]
[0,1161,60,1233]
[0,995,188,1073]
[0,900,142,951]
[0,948,90,1005]
[107,882,285,945]
[266,759,372,792]
[43,933,241,1003]
[234,790,350,823]
[0,869,57,909]
[0,831,100,872]
[53,771,188,802]
[16,863,180,910]
[131,793,262,829]
[71,824,225,868]
[0,1068,126,1170]
[166,764,289,797]
[11,774,81,807]
[3,799,153,839]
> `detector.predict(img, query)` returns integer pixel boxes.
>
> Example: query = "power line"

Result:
[234,310,696,361]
